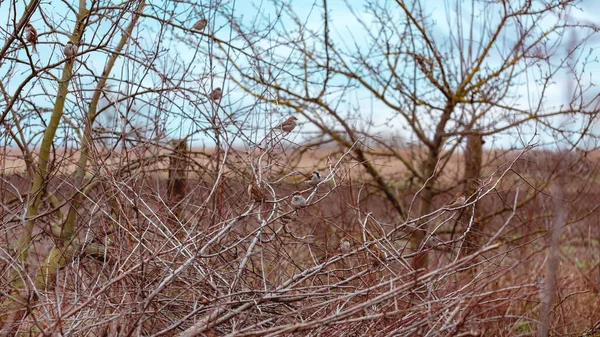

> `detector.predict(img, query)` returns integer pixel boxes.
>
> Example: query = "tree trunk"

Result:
[411,150,437,270]
[411,99,456,270]
[461,132,484,255]
[168,138,188,204]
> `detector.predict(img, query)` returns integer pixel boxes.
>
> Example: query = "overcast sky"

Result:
[2,0,600,151]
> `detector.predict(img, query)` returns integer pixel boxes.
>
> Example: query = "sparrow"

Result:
[340,237,351,254]
[247,180,265,202]
[290,192,307,208]
[368,242,383,268]
[414,54,433,74]
[64,41,77,58]
[24,23,38,54]
[422,233,442,249]
[446,192,466,208]
[303,171,322,186]
[208,88,222,101]
[273,116,298,133]
[193,18,208,31]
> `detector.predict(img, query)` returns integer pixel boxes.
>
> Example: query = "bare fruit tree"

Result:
[1,0,600,336]
[220,0,600,267]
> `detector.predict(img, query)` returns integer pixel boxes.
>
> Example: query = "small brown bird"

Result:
[340,237,351,254]
[247,180,265,202]
[291,192,307,208]
[24,23,38,54]
[208,88,222,101]
[422,233,442,249]
[64,41,77,58]
[274,116,298,133]
[446,192,466,208]
[193,18,208,31]
[414,54,433,74]
[303,171,322,186]
[368,243,383,268]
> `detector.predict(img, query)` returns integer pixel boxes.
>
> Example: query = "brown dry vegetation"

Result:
[2,143,600,336]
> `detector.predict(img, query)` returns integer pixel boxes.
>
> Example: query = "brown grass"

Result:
[1,146,599,336]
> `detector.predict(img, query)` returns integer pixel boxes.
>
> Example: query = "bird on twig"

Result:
[290,192,307,209]
[422,233,443,249]
[340,237,351,254]
[273,116,298,133]
[368,242,383,269]
[24,24,38,54]
[247,180,265,202]
[208,88,222,101]
[446,192,466,208]
[193,18,208,31]
[64,41,77,59]
[303,171,322,186]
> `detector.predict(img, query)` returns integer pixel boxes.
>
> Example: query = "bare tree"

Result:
[220,0,600,267]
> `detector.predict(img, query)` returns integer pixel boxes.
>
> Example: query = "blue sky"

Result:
[218,0,600,150]
[1,0,599,152]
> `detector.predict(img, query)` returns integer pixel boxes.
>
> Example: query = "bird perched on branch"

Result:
[368,242,383,269]
[422,233,443,249]
[193,18,208,31]
[291,192,307,208]
[64,41,77,58]
[303,171,322,186]
[414,53,434,75]
[340,237,351,254]
[247,180,265,202]
[24,24,38,54]
[273,116,298,133]
[446,192,466,208]
[208,88,222,101]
